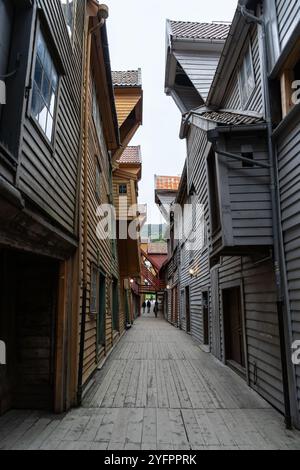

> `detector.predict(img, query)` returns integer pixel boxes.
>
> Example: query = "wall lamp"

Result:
[189,268,198,278]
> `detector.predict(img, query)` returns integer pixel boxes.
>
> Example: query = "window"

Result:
[241,144,254,168]
[90,265,98,314]
[61,0,76,37]
[95,160,101,200]
[119,184,127,195]
[238,45,255,108]
[207,151,221,235]
[31,30,59,142]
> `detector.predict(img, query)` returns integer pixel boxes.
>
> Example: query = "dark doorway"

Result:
[202,291,209,346]
[112,278,119,332]
[98,273,106,348]
[185,286,191,333]
[223,287,245,370]
[0,249,59,413]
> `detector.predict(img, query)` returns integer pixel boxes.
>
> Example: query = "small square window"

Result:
[31,30,59,143]
[119,184,127,195]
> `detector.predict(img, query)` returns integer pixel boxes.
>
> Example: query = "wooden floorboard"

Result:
[1,314,300,450]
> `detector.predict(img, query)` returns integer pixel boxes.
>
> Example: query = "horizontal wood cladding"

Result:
[179,125,211,344]
[114,89,141,127]
[174,50,221,102]
[221,26,264,115]
[80,67,124,387]
[276,0,300,51]
[277,119,300,414]
[211,131,272,257]
[218,256,284,414]
[19,0,85,235]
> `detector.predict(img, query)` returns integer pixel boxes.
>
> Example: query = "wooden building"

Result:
[113,145,143,324]
[164,0,300,429]
[155,175,181,324]
[0,0,85,414]
[77,1,126,399]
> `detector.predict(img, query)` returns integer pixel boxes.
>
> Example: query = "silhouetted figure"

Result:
[154,301,159,318]
[147,300,151,314]
[142,301,146,314]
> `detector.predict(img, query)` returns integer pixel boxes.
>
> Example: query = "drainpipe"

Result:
[77,4,109,406]
[239,4,293,430]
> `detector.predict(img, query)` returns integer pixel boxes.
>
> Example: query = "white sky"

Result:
[106,0,238,223]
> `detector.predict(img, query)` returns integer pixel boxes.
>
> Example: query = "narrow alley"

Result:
[1,312,300,451]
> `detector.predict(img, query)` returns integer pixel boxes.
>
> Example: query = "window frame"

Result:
[119,184,128,195]
[27,18,62,149]
[238,43,256,109]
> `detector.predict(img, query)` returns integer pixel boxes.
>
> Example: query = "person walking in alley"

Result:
[142,301,146,314]
[147,300,151,314]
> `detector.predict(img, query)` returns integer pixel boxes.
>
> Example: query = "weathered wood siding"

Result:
[81,71,124,386]
[221,26,264,115]
[276,118,300,415]
[178,125,211,344]
[217,131,272,248]
[275,0,300,51]
[218,256,284,413]
[174,50,221,102]
[18,0,84,235]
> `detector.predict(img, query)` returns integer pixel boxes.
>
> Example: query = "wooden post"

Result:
[54,260,68,413]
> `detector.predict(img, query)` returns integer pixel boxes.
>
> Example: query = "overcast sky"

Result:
[106,0,238,224]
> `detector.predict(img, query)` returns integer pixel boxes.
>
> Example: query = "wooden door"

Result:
[185,286,191,333]
[98,273,106,347]
[223,287,245,368]
[202,291,209,345]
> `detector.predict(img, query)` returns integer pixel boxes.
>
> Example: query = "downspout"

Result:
[77,5,108,406]
[239,4,293,430]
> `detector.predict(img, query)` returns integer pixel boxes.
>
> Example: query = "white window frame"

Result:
[238,43,256,109]
[30,25,60,145]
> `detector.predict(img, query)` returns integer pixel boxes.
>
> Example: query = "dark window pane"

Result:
[37,34,45,62]
[32,84,41,119]
[34,58,43,89]
[44,50,52,79]
[42,75,51,105]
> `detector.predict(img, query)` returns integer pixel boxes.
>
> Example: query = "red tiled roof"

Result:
[118,146,142,165]
[169,20,230,41]
[155,175,181,191]
[112,69,142,87]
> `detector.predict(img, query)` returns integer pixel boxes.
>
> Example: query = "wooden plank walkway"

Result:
[1,314,300,450]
